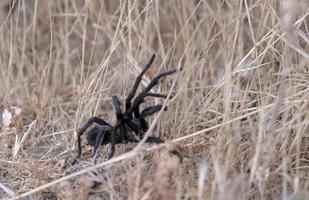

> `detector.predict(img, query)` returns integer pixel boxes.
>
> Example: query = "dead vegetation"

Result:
[0,0,308,199]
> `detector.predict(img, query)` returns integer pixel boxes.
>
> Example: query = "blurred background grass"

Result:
[0,0,308,199]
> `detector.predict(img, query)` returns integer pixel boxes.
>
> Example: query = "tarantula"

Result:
[71,55,181,165]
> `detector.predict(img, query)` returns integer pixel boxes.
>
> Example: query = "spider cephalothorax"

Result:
[71,55,181,165]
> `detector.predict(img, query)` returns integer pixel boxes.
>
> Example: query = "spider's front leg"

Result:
[125,54,156,111]
[140,105,167,117]
[70,117,111,165]
[128,68,177,118]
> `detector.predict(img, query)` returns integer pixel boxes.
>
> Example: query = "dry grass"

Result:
[0,0,309,199]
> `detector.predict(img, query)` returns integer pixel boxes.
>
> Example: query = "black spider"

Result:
[71,55,181,165]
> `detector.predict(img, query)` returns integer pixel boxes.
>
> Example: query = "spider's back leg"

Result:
[145,136,183,163]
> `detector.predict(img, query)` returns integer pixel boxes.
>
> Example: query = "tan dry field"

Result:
[0,0,309,199]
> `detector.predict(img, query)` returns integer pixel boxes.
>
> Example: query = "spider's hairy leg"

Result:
[112,95,122,118]
[129,69,177,116]
[145,136,183,163]
[70,117,111,165]
[145,136,164,143]
[140,105,167,118]
[123,114,149,138]
[79,117,111,133]
[124,118,140,133]
[92,126,111,164]
[146,93,173,99]
[125,54,156,111]
[140,69,177,97]
[169,149,183,163]
[137,93,171,118]
[111,95,129,154]
[140,118,149,132]
[108,122,121,159]
[119,123,127,143]
[137,105,167,132]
